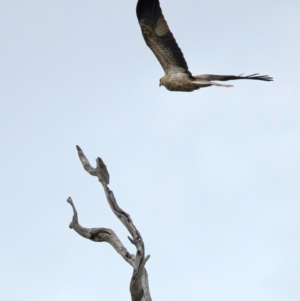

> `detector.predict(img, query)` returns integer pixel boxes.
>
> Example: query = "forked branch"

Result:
[67,146,152,301]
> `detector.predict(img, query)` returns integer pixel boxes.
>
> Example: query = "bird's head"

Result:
[159,77,167,88]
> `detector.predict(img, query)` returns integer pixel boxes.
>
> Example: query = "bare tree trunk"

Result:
[67,146,152,301]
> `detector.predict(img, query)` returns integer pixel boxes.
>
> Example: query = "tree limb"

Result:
[67,146,152,301]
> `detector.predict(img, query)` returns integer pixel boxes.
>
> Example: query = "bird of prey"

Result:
[136,0,273,92]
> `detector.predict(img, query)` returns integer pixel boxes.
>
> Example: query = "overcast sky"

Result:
[1,0,299,300]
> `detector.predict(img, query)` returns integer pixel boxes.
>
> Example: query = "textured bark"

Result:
[67,146,152,301]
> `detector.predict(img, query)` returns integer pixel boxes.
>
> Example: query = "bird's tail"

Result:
[192,79,233,88]
[210,82,233,88]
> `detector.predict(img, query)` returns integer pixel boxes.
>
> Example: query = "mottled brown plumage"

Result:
[136,0,273,92]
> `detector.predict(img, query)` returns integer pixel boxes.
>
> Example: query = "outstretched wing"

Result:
[194,73,273,82]
[136,0,191,76]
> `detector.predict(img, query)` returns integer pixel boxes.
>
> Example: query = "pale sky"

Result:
[1,0,299,300]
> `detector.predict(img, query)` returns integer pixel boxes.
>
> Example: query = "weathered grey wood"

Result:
[67,146,152,301]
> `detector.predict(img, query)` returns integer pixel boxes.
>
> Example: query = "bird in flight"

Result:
[136,0,273,92]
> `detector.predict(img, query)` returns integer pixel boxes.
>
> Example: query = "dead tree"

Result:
[67,146,152,301]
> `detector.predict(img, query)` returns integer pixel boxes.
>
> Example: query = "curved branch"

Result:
[67,197,135,266]
[67,146,152,301]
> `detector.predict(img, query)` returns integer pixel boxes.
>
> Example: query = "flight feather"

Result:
[136,0,190,76]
